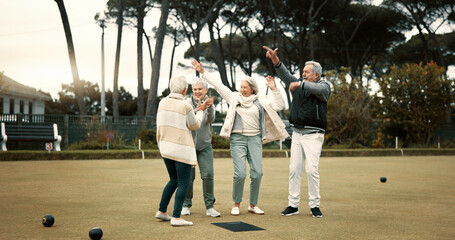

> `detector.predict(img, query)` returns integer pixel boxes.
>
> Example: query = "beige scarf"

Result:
[237,93,258,108]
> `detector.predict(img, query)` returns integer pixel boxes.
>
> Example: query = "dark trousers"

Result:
[158,158,192,218]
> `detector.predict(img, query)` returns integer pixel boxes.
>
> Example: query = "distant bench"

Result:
[0,122,61,151]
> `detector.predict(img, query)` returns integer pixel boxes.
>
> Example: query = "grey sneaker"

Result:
[310,207,323,218]
[281,206,299,216]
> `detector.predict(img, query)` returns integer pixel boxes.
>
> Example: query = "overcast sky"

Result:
[0,0,453,102]
[0,0,197,100]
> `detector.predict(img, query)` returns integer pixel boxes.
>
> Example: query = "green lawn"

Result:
[0,156,454,239]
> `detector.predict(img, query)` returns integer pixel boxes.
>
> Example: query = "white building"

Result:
[0,72,51,115]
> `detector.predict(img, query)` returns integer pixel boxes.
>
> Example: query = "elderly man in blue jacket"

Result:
[264,46,331,218]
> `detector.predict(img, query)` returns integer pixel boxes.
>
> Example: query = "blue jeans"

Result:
[230,134,263,205]
[158,158,192,218]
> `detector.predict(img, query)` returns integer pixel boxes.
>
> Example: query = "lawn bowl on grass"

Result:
[89,227,103,240]
[41,214,54,227]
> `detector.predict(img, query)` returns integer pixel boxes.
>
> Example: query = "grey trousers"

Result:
[183,144,215,209]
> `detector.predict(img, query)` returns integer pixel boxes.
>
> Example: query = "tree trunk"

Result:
[208,21,230,88]
[145,0,171,118]
[54,0,86,115]
[169,30,177,83]
[143,30,154,70]
[136,0,145,116]
[113,0,124,118]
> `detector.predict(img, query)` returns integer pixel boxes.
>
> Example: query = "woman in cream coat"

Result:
[192,59,289,216]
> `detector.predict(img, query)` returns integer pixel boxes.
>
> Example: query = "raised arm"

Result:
[191,59,235,103]
[263,46,298,87]
[265,75,285,111]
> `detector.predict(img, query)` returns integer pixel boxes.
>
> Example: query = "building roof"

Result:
[0,72,52,101]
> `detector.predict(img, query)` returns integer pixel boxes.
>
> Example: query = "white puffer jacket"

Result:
[202,72,289,144]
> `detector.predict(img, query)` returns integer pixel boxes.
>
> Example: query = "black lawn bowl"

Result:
[89,227,103,240]
[42,214,54,227]
[380,177,387,183]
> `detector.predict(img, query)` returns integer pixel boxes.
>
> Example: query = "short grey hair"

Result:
[169,75,188,93]
[305,61,322,79]
[241,76,258,95]
[191,77,208,89]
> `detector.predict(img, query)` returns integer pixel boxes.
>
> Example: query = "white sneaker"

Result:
[170,218,193,226]
[155,211,171,221]
[231,207,240,216]
[248,205,265,215]
[181,207,190,215]
[206,208,221,217]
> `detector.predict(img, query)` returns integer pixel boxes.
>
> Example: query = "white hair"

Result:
[169,75,188,93]
[191,77,208,89]
[305,61,322,79]
[241,76,258,94]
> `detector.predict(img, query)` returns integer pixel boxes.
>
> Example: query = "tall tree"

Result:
[325,67,373,147]
[134,0,147,116]
[122,0,153,116]
[54,0,87,115]
[112,0,124,118]
[171,0,225,74]
[383,0,455,70]
[374,62,452,145]
[145,0,171,117]
[162,19,185,83]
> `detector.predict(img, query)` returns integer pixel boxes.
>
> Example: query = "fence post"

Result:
[64,114,69,149]
[438,135,440,150]
[395,136,398,149]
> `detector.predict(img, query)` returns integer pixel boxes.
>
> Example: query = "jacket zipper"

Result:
[316,105,320,120]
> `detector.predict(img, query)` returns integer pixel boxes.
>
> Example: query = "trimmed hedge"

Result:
[0,148,454,161]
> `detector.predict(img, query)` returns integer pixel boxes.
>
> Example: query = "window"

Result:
[29,102,33,114]
[20,100,24,113]
[9,99,14,114]
[0,98,3,114]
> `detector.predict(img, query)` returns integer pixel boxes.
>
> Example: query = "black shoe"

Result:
[310,207,323,218]
[281,206,299,216]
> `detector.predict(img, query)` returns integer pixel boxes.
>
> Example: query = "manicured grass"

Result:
[0,156,454,239]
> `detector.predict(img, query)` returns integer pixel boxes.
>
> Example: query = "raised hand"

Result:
[196,95,211,111]
[262,46,279,65]
[265,75,277,90]
[205,96,214,108]
[191,59,205,74]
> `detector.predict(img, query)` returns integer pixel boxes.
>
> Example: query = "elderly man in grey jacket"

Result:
[264,46,331,218]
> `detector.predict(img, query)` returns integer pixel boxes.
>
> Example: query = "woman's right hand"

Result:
[191,59,205,74]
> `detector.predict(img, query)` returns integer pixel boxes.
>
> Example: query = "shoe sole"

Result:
[281,211,299,216]
[248,210,264,215]
[206,213,221,217]
[312,215,323,218]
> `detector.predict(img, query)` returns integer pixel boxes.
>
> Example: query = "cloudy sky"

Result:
[0,0,196,100]
[1,0,453,102]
